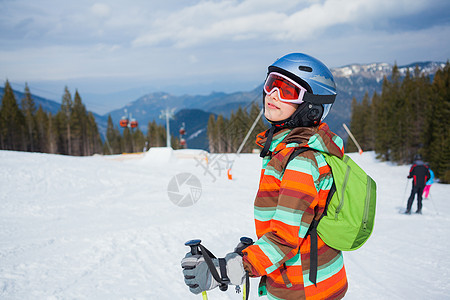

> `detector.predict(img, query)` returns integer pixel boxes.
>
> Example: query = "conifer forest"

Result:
[347,63,450,183]
[0,81,171,155]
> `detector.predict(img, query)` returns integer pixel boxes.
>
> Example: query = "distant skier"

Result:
[181,53,348,299]
[422,166,434,199]
[405,154,430,214]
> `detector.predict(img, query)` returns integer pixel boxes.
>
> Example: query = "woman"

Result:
[182,53,348,299]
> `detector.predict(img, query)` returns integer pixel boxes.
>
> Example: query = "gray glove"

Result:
[181,252,245,295]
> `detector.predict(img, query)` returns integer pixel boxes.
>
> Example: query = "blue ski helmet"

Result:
[266,53,336,124]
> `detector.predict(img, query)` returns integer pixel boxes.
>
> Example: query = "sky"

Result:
[1,0,450,112]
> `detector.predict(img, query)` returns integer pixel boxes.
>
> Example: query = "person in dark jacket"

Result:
[405,154,430,214]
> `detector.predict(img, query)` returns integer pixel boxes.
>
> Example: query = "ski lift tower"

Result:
[160,108,175,148]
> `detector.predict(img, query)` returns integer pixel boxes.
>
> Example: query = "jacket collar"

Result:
[256,123,344,158]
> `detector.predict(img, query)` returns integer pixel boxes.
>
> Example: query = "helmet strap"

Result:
[260,126,276,158]
[260,101,323,158]
[264,101,323,128]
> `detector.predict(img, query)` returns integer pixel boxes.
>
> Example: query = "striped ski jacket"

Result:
[242,123,348,300]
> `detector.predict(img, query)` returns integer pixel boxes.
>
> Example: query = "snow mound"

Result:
[173,149,208,160]
[142,147,174,163]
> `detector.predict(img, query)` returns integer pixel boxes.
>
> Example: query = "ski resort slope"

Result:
[0,149,449,300]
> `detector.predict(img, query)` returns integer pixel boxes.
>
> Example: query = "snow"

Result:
[1,149,449,299]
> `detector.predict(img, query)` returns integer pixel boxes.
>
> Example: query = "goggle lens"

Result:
[264,72,306,104]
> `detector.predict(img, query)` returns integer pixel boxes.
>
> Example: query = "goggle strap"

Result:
[303,93,336,104]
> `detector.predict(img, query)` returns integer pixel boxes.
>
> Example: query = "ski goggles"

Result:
[263,72,308,104]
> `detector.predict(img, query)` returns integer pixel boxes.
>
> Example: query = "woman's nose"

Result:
[268,89,280,101]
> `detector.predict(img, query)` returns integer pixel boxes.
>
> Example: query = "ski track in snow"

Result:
[0,149,449,299]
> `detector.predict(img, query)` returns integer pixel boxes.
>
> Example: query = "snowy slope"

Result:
[0,149,449,299]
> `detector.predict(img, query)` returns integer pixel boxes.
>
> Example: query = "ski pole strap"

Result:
[218,258,230,285]
[309,222,318,286]
[198,244,229,291]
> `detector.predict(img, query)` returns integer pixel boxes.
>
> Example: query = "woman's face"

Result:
[264,90,299,122]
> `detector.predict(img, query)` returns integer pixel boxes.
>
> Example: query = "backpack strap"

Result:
[307,183,336,285]
[285,147,336,286]
[285,147,310,165]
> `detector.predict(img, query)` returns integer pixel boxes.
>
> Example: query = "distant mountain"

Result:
[332,61,445,102]
[104,89,260,133]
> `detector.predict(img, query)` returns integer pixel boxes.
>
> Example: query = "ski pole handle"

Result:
[185,240,209,300]
[240,237,253,246]
[234,237,254,255]
[185,239,202,255]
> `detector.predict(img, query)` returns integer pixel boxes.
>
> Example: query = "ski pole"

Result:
[235,237,254,300]
[185,239,208,300]
[400,179,410,211]
[428,193,439,215]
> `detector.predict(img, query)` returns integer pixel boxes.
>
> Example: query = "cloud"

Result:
[131,0,447,48]
[90,3,112,18]
[0,0,449,95]
[3,0,448,49]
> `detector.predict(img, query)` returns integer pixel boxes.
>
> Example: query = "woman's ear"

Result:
[307,104,323,124]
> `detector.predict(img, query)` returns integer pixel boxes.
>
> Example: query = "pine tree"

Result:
[389,65,405,162]
[54,111,66,154]
[70,90,87,155]
[428,63,450,182]
[232,107,249,152]
[248,102,266,152]
[398,70,412,162]
[170,135,180,150]
[375,76,392,160]
[106,115,122,154]
[86,112,102,155]
[366,92,379,150]
[60,87,73,155]
[47,112,58,154]
[122,127,133,153]
[21,83,37,152]
[207,114,216,153]
[159,125,167,147]
[347,94,372,153]
[35,105,48,152]
[227,112,237,152]
[147,120,166,148]
[360,92,372,150]
[348,97,358,152]
[132,128,146,152]
[0,80,26,150]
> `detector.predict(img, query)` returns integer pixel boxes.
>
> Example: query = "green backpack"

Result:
[286,148,377,284]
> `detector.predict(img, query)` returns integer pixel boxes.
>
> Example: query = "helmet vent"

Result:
[299,66,312,72]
